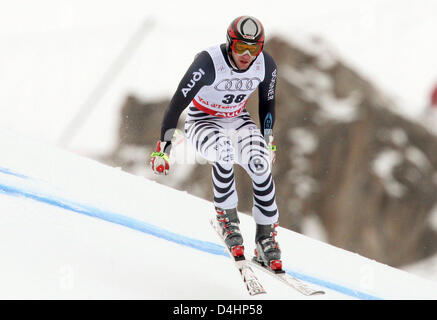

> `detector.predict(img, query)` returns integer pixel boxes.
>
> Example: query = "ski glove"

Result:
[266,135,277,166]
[150,141,170,175]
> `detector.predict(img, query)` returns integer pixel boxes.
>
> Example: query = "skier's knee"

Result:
[214,139,235,166]
[247,154,270,176]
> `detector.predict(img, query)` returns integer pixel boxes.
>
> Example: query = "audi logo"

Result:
[215,77,262,92]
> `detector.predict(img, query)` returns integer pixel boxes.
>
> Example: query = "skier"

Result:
[422,82,437,132]
[431,83,437,108]
[150,16,282,271]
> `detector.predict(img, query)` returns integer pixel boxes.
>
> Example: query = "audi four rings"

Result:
[215,77,262,91]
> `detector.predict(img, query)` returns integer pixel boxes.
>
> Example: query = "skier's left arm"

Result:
[258,52,278,164]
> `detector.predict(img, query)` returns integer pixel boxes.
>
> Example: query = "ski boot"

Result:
[254,222,282,271]
[215,207,244,257]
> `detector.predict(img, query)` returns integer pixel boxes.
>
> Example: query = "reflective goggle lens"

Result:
[232,40,263,56]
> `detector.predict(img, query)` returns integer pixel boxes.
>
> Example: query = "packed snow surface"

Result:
[1,129,437,299]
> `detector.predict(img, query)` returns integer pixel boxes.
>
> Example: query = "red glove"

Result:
[150,141,170,175]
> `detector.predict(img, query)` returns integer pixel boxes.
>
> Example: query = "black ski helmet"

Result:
[226,16,265,52]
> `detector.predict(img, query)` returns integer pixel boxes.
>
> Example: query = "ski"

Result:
[249,258,325,296]
[210,218,266,296]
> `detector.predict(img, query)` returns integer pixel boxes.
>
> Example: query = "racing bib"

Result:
[192,45,266,118]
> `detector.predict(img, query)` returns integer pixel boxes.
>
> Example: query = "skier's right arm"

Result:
[150,51,215,175]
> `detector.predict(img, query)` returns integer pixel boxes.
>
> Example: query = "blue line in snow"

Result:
[283,268,380,300]
[0,183,227,258]
[0,168,381,300]
[0,167,31,180]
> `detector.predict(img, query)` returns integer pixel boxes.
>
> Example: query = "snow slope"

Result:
[1,129,437,300]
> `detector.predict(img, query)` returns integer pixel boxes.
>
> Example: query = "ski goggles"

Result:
[230,39,263,56]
